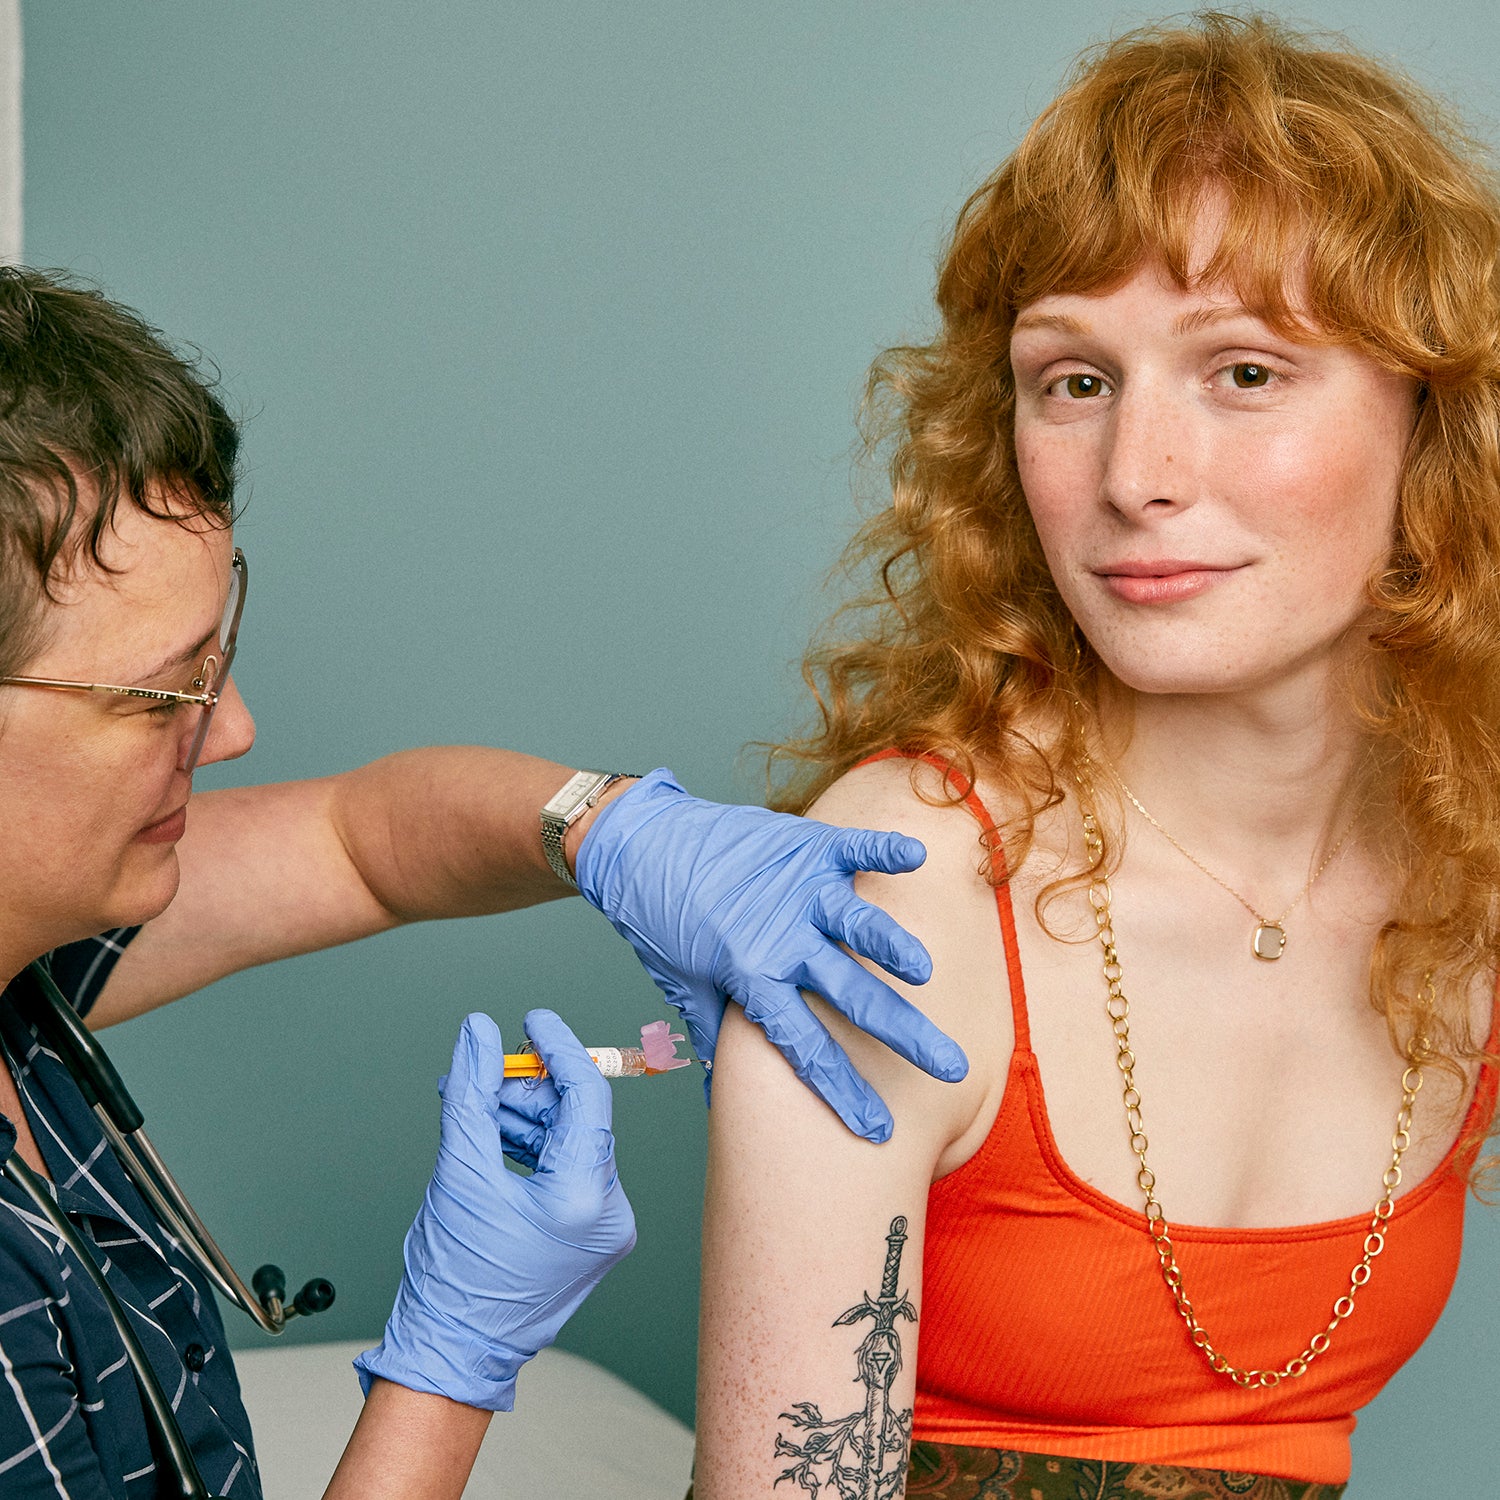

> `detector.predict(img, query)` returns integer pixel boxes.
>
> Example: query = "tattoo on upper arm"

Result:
[773,1216,916,1499]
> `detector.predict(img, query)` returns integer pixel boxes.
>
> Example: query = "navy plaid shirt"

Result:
[0,932,262,1498]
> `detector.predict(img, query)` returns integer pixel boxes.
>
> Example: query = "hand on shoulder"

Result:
[712,754,1015,1167]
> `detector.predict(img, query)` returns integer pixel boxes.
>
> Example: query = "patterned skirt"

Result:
[905,1440,1347,1500]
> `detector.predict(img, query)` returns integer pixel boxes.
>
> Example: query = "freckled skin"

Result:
[1008,254,1417,702]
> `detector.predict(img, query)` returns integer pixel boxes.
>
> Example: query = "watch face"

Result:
[542,770,608,820]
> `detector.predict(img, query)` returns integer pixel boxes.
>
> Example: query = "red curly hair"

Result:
[772,11,1500,1148]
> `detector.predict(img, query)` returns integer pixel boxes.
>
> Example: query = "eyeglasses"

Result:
[0,548,248,773]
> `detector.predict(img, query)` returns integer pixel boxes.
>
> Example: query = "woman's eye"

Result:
[144,699,186,719]
[1230,362,1272,388]
[1051,373,1110,399]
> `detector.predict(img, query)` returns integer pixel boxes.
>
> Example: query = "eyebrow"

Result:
[1011,304,1268,339]
[1171,304,1266,336]
[136,626,218,685]
[1010,311,1088,336]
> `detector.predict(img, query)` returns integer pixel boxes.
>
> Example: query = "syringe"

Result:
[503,1020,692,1080]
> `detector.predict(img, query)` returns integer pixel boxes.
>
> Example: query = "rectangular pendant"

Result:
[1253,922,1287,961]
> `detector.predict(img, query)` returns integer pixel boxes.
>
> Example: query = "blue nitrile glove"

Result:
[577,768,968,1144]
[353,1011,635,1411]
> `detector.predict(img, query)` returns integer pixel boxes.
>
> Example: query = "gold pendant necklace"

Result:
[1108,767,1352,961]
[1074,759,1423,1388]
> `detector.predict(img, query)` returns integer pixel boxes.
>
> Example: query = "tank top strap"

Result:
[856,748,1032,1050]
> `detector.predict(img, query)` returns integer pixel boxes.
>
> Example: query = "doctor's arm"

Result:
[99,746,965,1140]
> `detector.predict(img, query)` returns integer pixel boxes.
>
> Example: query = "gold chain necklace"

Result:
[1074,760,1424,1388]
[1108,767,1353,962]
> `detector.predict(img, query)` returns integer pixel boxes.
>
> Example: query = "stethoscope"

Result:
[1,960,336,1499]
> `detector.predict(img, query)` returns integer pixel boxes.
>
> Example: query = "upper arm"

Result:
[694,1003,936,1500]
[95,746,580,1027]
[693,758,1012,1499]
[93,777,394,1026]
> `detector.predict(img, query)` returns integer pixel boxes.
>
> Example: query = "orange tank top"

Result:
[881,751,1500,1485]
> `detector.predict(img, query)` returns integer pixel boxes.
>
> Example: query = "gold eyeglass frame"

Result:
[0,548,248,770]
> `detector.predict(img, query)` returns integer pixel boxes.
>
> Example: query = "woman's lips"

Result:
[137,806,187,844]
[1096,562,1241,605]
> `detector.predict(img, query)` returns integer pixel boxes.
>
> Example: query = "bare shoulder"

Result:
[807,754,1005,940]
[803,754,1018,1163]
[807,754,988,851]
[713,753,1019,1168]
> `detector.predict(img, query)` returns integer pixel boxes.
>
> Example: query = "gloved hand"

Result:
[577,768,968,1144]
[353,1010,635,1411]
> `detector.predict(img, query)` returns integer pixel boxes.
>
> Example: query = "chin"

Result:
[107,851,184,929]
[1097,641,1347,701]
[1092,648,1246,697]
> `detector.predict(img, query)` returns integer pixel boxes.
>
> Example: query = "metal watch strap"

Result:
[541,770,634,888]
[540,813,576,887]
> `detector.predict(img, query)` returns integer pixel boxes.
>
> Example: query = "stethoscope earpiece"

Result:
[252,1262,337,1322]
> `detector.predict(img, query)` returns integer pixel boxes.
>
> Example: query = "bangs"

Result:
[1009,162,1318,342]
[947,14,1500,386]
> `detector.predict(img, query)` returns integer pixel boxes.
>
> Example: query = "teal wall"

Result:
[22,2,1498,1488]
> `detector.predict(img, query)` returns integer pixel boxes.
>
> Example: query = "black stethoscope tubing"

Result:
[2,959,335,1500]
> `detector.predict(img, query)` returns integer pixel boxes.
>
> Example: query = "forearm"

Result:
[324,1378,492,1500]
[329,746,633,921]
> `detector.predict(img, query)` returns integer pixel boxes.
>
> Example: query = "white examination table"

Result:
[234,1340,694,1498]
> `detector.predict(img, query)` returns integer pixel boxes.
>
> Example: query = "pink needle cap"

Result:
[640,1020,692,1073]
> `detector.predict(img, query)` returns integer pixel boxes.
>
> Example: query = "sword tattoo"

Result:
[773,1216,916,1499]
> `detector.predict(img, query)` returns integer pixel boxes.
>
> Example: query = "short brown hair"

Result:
[0,266,240,674]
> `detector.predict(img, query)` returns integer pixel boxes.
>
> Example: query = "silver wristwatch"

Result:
[540,770,635,888]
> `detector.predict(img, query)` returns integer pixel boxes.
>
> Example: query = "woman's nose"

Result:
[1100,384,1196,518]
[187,676,256,770]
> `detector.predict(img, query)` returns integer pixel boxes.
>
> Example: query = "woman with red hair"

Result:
[694,13,1500,1497]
